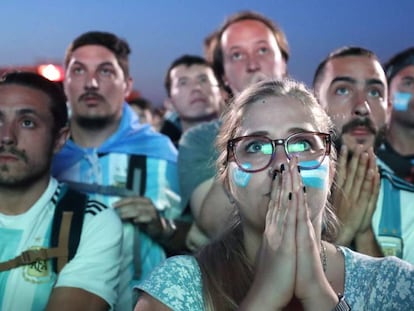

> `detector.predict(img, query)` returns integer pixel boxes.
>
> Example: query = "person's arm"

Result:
[54,203,123,309]
[354,229,383,257]
[46,287,109,311]
[134,292,172,311]
[114,157,191,253]
[191,178,234,238]
[185,222,210,252]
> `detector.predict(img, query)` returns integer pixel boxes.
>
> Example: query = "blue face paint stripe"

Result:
[393,92,412,111]
[300,158,329,189]
[299,159,328,171]
[233,163,252,188]
[302,177,326,189]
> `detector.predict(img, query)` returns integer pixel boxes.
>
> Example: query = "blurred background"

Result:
[0,0,412,106]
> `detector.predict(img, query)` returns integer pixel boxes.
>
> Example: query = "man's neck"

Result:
[387,122,414,155]
[0,177,50,215]
[180,112,218,132]
[70,118,120,148]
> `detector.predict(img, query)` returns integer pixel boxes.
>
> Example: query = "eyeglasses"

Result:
[227,131,331,173]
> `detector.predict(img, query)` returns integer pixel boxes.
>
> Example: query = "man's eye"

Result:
[21,119,35,128]
[368,88,382,98]
[231,52,244,61]
[199,76,208,84]
[402,79,414,88]
[335,87,349,96]
[99,68,114,76]
[178,79,187,86]
[257,47,269,55]
[72,67,84,75]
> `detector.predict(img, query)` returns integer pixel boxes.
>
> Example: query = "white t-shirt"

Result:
[0,178,123,311]
[372,160,414,264]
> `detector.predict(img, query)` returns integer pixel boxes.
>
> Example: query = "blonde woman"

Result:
[135,79,414,311]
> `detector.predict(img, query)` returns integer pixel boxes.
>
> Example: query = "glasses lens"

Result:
[233,136,273,172]
[287,133,326,169]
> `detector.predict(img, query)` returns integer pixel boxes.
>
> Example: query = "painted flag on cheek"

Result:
[299,158,329,189]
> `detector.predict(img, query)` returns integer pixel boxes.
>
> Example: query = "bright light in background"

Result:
[37,64,64,81]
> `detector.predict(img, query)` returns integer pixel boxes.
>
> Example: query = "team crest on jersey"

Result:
[22,247,54,284]
[113,163,127,188]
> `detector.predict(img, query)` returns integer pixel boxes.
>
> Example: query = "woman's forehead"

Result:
[239,96,317,133]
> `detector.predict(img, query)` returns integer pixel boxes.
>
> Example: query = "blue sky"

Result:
[1,1,413,106]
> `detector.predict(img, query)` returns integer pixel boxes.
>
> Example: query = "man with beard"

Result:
[178,11,289,249]
[0,72,122,310]
[377,47,414,183]
[313,46,414,263]
[52,31,181,310]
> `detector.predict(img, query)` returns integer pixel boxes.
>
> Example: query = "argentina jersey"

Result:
[0,179,60,311]
[0,178,121,311]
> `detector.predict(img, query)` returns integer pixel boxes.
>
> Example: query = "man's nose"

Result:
[84,73,99,89]
[190,80,203,91]
[246,54,260,72]
[0,122,16,145]
[353,92,370,117]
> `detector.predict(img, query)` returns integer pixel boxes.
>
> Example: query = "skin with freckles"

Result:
[228,96,330,236]
[218,82,342,310]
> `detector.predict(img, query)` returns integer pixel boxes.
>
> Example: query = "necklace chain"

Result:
[320,241,327,273]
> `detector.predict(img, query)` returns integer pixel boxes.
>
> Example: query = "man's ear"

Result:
[53,126,70,154]
[124,77,134,99]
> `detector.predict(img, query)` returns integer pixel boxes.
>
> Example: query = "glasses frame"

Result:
[227,131,331,173]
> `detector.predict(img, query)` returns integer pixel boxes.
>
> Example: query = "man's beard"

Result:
[333,117,387,159]
[0,147,52,189]
[74,115,116,130]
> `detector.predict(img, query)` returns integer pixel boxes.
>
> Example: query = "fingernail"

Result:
[288,192,292,200]
[280,164,285,172]
[303,186,306,193]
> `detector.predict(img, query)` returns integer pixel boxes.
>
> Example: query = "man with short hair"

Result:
[0,72,122,311]
[164,54,223,249]
[179,11,290,244]
[377,47,414,183]
[313,46,414,263]
[212,10,289,97]
[52,31,181,310]
[164,54,222,133]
